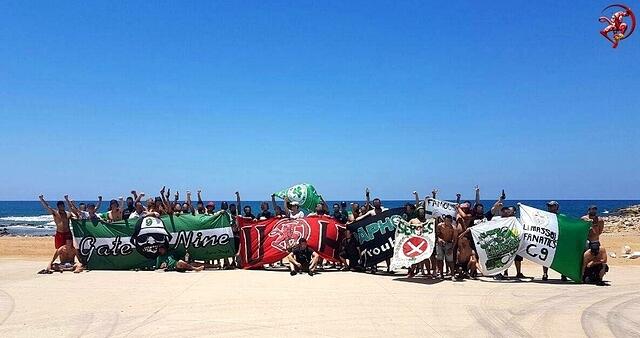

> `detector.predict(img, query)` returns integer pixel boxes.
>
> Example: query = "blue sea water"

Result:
[0,199,637,236]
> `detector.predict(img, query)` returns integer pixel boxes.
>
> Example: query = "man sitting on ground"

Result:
[43,242,83,273]
[287,239,319,276]
[156,245,204,272]
[582,242,608,285]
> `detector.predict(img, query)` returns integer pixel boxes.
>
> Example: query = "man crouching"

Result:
[582,242,609,286]
[287,238,319,276]
[45,243,83,273]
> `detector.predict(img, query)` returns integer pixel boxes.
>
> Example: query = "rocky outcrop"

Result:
[603,205,640,233]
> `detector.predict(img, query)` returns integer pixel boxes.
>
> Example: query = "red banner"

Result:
[238,215,345,269]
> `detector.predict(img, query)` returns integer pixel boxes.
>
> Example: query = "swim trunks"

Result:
[55,231,72,249]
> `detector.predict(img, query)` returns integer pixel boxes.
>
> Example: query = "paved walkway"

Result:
[0,260,639,337]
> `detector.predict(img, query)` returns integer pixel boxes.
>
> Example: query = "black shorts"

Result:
[234,236,240,253]
[583,263,609,283]
[457,260,470,270]
[294,262,310,272]
[514,255,523,262]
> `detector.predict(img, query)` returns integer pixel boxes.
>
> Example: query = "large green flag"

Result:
[518,204,591,282]
[274,183,322,212]
[71,213,235,270]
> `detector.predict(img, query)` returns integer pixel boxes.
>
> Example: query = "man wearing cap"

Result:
[205,201,216,215]
[287,238,319,276]
[582,241,608,285]
[284,197,305,219]
[542,201,568,281]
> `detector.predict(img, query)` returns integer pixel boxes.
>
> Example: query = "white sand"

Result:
[0,260,639,337]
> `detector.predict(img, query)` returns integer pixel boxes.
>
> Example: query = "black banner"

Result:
[347,208,403,267]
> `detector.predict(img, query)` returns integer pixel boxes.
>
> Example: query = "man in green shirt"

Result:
[156,245,204,272]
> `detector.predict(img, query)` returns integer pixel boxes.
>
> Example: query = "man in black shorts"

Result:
[582,241,609,286]
[287,238,319,276]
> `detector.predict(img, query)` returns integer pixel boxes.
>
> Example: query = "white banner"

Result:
[518,204,559,267]
[390,218,436,270]
[425,198,458,218]
[470,217,523,276]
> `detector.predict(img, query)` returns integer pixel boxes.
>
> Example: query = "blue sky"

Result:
[0,1,638,201]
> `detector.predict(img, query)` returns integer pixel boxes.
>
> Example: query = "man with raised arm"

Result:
[106,197,125,222]
[356,189,392,273]
[64,195,102,220]
[122,191,138,221]
[39,195,74,249]
[283,196,305,219]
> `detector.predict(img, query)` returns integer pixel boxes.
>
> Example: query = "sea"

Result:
[0,199,638,237]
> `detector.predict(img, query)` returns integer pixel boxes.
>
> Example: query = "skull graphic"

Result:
[130,216,172,259]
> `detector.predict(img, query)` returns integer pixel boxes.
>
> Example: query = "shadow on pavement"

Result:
[393,276,445,285]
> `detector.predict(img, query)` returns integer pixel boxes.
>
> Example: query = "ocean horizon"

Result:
[1,199,638,236]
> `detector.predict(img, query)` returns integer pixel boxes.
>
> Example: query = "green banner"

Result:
[274,183,322,212]
[71,213,235,270]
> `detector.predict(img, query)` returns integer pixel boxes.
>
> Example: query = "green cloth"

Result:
[274,183,323,213]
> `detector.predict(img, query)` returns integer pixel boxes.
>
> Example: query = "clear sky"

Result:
[1,1,638,201]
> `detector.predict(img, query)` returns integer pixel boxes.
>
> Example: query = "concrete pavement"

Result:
[0,260,639,337]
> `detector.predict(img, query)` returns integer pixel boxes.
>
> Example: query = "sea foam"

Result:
[0,215,54,222]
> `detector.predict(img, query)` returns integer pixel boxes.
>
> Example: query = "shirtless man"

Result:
[455,236,478,280]
[582,242,608,285]
[64,195,102,220]
[107,197,125,222]
[45,242,83,273]
[582,205,604,253]
[436,215,458,279]
[39,195,74,249]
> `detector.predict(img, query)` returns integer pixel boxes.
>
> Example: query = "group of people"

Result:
[36,186,609,285]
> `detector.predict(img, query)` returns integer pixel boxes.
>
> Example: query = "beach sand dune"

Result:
[0,262,639,336]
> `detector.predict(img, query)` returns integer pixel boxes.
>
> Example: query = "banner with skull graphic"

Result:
[238,215,345,269]
[71,213,235,270]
